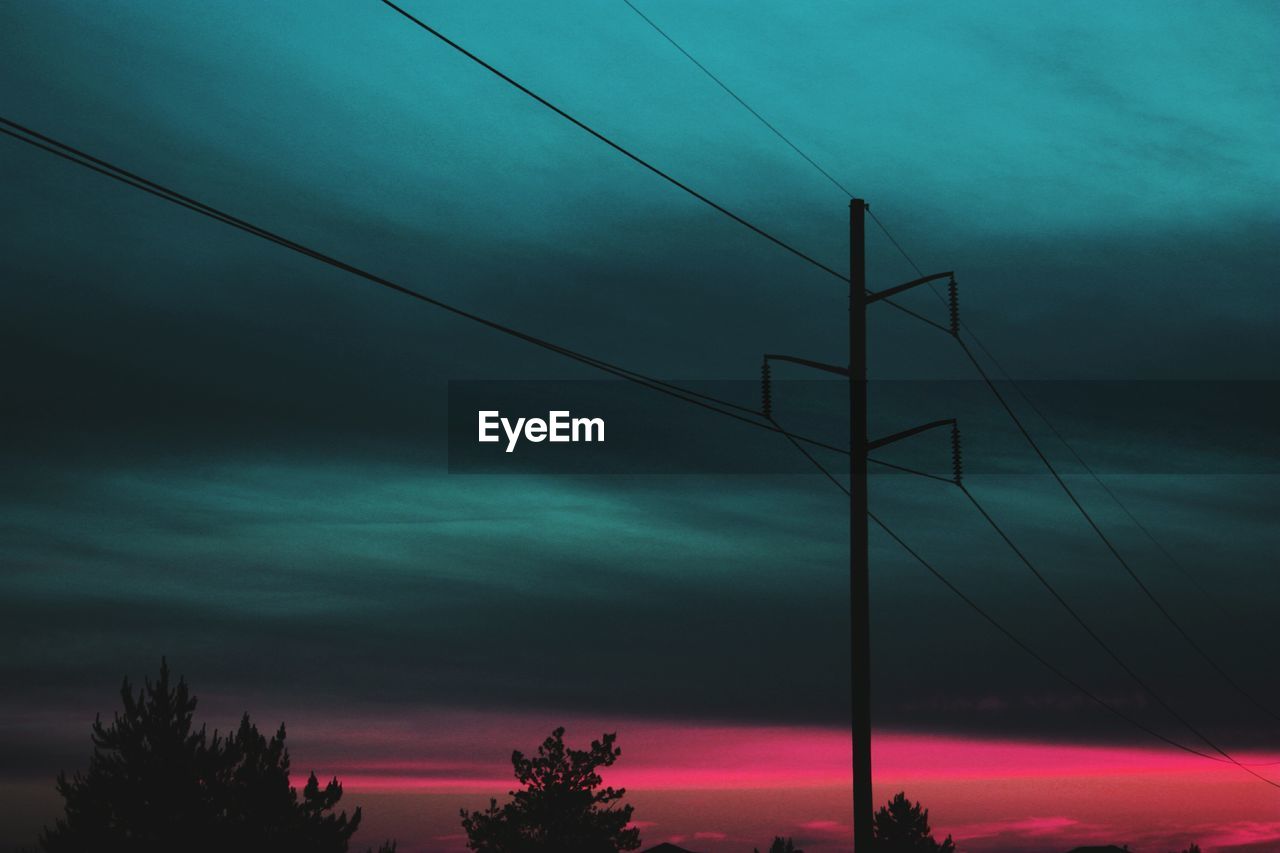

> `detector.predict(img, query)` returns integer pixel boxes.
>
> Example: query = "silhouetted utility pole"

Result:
[849,199,872,853]
[764,200,957,851]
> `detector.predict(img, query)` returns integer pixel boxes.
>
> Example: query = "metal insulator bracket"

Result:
[948,277,960,337]
[761,359,773,419]
[951,424,963,485]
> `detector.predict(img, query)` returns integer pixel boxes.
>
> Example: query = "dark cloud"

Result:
[1,0,1277,826]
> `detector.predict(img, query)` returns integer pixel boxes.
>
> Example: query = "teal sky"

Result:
[5,0,1277,380]
[2,0,1279,849]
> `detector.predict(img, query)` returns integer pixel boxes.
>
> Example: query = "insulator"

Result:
[761,360,773,419]
[951,424,963,485]
[948,277,960,337]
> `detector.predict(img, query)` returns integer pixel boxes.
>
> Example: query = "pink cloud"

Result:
[1199,820,1280,849]
[950,815,1083,840]
[176,701,1280,853]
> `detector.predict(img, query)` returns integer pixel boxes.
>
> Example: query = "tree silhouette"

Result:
[871,792,955,853]
[755,837,804,853]
[40,660,392,853]
[460,726,641,852]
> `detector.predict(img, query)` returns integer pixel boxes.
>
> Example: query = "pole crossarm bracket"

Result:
[762,353,850,377]
[865,271,954,305]
[867,418,957,452]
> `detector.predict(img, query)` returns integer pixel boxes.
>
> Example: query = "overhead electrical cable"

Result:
[956,483,1280,786]
[612,4,1278,714]
[867,511,1236,765]
[954,335,1280,728]
[374,0,944,334]
[776,415,1276,778]
[618,0,855,200]
[998,370,1280,701]
[0,117,849,459]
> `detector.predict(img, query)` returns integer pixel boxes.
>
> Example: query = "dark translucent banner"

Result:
[447,380,1280,475]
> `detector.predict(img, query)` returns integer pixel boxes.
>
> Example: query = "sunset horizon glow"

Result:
[201,707,1279,853]
[4,2,1278,852]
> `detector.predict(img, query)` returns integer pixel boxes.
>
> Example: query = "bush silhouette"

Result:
[40,660,392,853]
[755,837,804,853]
[871,792,955,852]
[460,726,641,852]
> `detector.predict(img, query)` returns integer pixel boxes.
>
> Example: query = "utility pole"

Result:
[850,199,873,853]
[762,202,957,852]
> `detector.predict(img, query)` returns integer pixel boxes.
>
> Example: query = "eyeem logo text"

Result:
[478,410,605,453]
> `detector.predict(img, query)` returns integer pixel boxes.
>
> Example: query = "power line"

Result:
[996,369,1280,713]
[867,511,1231,764]
[869,195,1280,729]
[777,422,1274,777]
[770,415,850,497]
[610,0,1264,706]
[955,335,1280,729]
[0,117,853,459]
[781,395,1280,778]
[612,0,940,292]
[957,484,1280,787]
[865,192,1279,728]
[611,4,1278,775]
[603,3,1280,780]
[618,0,853,199]
[868,456,956,485]
[374,0,945,336]
[865,202,1274,722]
[376,0,846,283]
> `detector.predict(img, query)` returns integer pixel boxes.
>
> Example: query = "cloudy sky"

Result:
[2,1,1278,850]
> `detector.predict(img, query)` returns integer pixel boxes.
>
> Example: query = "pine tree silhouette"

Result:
[39,659,392,853]
[460,727,641,852]
[871,792,955,853]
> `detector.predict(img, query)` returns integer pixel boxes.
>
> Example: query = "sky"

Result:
[1,0,1278,850]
